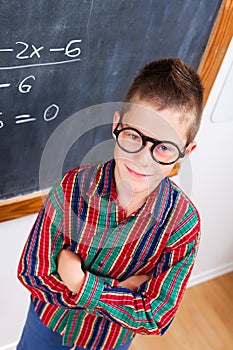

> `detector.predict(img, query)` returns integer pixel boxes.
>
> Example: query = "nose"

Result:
[135,142,152,166]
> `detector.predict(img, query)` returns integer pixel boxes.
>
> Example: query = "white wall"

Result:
[174,105,233,286]
[176,39,233,286]
[189,106,233,284]
[0,214,36,348]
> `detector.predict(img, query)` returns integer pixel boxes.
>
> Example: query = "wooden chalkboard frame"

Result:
[1,0,232,222]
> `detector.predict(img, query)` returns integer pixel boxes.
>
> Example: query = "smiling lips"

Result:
[125,164,151,178]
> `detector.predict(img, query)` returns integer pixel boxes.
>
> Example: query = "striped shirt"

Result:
[18,159,200,349]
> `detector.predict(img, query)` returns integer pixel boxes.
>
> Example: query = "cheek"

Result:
[149,162,173,181]
[160,165,174,177]
[114,144,131,161]
[113,144,120,158]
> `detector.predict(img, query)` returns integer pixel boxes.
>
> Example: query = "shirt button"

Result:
[99,261,104,267]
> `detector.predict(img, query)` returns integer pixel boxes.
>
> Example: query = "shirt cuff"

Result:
[102,276,119,288]
[73,271,105,310]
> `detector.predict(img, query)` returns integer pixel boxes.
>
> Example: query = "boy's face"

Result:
[113,100,196,199]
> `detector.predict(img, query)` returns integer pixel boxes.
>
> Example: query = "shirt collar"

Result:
[145,176,174,224]
[86,159,174,223]
[86,159,116,198]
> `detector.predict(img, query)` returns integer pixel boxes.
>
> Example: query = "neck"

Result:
[115,181,148,216]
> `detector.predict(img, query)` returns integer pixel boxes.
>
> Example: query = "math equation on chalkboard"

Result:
[0,39,82,130]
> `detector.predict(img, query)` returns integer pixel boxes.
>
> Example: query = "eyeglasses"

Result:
[113,124,187,165]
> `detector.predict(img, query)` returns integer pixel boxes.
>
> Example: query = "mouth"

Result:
[125,164,151,178]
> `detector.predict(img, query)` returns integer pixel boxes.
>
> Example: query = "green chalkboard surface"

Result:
[0,0,222,199]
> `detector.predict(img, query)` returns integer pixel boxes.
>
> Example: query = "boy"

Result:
[17,57,203,350]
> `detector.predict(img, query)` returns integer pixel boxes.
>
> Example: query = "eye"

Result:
[122,129,141,142]
[129,133,140,141]
[158,144,171,152]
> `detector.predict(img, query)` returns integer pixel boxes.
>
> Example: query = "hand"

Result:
[118,274,151,292]
[57,249,85,294]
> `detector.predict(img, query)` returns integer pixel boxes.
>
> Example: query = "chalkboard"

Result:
[0,0,222,199]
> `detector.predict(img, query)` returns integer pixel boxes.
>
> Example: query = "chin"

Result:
[131,181,153,195]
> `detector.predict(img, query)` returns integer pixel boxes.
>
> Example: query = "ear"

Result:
[185,141,197,157]
[112,111,121,137]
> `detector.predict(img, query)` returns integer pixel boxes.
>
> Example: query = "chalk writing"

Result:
[0,104,60,129]
[0,49,14,52]
[0,58,80,70]
[0,39,82,69]
[50,39,82,58]
[16,42,44,60]
[43,104,59,121]
[15,115,37,124]
[18,75,36,93]
[0,38,82,130]
[0,76,35,93]
[0,83,11,88]
[13,104,59,125]
[0,113,3,129]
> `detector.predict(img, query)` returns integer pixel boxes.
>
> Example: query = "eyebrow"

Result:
[121,122,163,141]
[121,122,135,128]
[120,122,185,149]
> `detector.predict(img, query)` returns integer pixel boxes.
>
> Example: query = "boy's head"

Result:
[112,58,203,201]
[123,57,203,145]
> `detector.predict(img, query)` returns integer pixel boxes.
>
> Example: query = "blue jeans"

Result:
[16,302,133,350]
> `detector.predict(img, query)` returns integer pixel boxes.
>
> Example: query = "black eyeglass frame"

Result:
[113,123,187,165]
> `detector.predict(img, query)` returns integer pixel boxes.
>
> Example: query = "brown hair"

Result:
[123,58,204,144]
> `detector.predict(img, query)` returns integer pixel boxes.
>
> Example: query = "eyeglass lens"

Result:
[117,128,180,164]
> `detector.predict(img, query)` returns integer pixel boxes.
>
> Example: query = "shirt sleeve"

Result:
[74,207,200,335]
[17,177,114,309]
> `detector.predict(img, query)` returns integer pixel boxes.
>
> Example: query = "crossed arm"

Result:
[57,249,151,294]
[18,180,200,335]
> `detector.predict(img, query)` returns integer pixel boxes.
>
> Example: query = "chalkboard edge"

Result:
[0,189,49,222]
[198,0,233,105]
